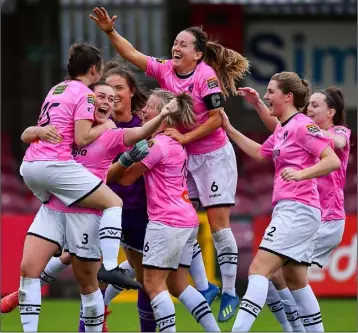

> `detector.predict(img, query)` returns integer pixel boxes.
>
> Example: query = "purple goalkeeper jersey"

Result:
[108,113,147,210]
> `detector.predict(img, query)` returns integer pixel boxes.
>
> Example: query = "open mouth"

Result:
[97,107,108,116]
[173,53,182,60]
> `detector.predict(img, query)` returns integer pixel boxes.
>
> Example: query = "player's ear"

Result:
[194,51,203,61]
[90,64,98,76]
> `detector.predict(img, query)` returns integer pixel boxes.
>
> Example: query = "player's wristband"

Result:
[105,28,115,33]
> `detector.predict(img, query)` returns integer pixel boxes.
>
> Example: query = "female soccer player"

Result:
[90,7,250,320]
[108,89,220,332]
[239,85,351,331]
[19,42,135,287]
[102,61,156,332]
[220,72,341,332]
[16,81,181,332]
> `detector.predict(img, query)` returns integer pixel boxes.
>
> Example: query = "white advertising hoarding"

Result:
[245,22,357,108]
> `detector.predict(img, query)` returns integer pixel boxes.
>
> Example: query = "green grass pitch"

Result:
[1,298,356,331]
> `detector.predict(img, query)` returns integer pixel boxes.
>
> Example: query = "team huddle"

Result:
[1,6,350,333]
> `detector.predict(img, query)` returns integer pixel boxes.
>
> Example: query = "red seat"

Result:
[255,193,274,216]
[232,194,255,215]
[249,172,274,195]
[1,192,29,214]
[344,192,357,213]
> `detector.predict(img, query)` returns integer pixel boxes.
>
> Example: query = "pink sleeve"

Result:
[333,126,351,148]
[141,139,163,170]
[260,134,274,159]
[199,67,222,98]
[296,123,332,157]
[74,94,95,121]
[105,129,129,156]
[145,56,171,82]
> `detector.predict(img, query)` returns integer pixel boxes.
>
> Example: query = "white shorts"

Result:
[187,142,237,208]
[28,205,102,260]
[259,200,321,263]
[20,160,102,206]
[27,205,65,257]
[303,219,345,268]
[64,212,102,260]
[142,221,198,270]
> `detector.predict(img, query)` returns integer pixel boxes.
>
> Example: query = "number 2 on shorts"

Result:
[267,226,276,237]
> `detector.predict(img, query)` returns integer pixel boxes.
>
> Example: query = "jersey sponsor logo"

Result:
[283,131,288,140]
[207,77,219,89]
[155,58,166,64]
[334,126,348,135]
[87,94,96,106]
[181,190,191,203]
[273,149,280,158]
[53,85,67,95]
[306,123,321,134]
[72,147,87,157]
[188,83,194,93]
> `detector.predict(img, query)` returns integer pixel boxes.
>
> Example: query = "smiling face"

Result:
[263,80,293,118]
[105,74,133,115]
[306,92,334,128]
[93,84,115,124]
[171,31,202,73]
[141,94,160,123]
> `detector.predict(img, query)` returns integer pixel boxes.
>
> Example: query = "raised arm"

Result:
[238,87,279,132]
[90,7,147,72]
[75,119,115,147]
[123,99,179,146]
[220,110,266,163]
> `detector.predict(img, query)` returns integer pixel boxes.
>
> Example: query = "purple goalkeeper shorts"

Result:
[121,207,149,253]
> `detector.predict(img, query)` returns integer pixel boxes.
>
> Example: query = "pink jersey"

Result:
[141,133,199,228]
[47,128,128,215]
[318,126,350,221]
[24,80,95,162]
[146,57,228,155]
[260,113,332,210]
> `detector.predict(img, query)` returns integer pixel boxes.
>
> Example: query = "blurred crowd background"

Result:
[1,0,356,304]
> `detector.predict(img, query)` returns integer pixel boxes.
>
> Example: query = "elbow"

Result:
[75,138,87,147]
[331,155,341,171]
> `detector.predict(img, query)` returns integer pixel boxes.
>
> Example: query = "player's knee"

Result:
[271,269,287,289]
[143,276,166,299]
[282,264,308,290]
[20,258,42,278]
[207,207,230,231]
[248,256,277,278]
[167,276,187,298]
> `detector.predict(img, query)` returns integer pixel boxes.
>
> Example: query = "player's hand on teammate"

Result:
[219,110,232,131]
[281,167,302,182]
[38,125,62,144]
[90,7,117,33]
[237,87,261,106]
[119,140,149,168]
[164,128,187,145]
[161,98,179,117]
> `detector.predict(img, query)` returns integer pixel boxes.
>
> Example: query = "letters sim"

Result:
[249,33,357,84]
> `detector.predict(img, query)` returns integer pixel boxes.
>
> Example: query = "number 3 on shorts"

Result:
[82,233,89,245]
